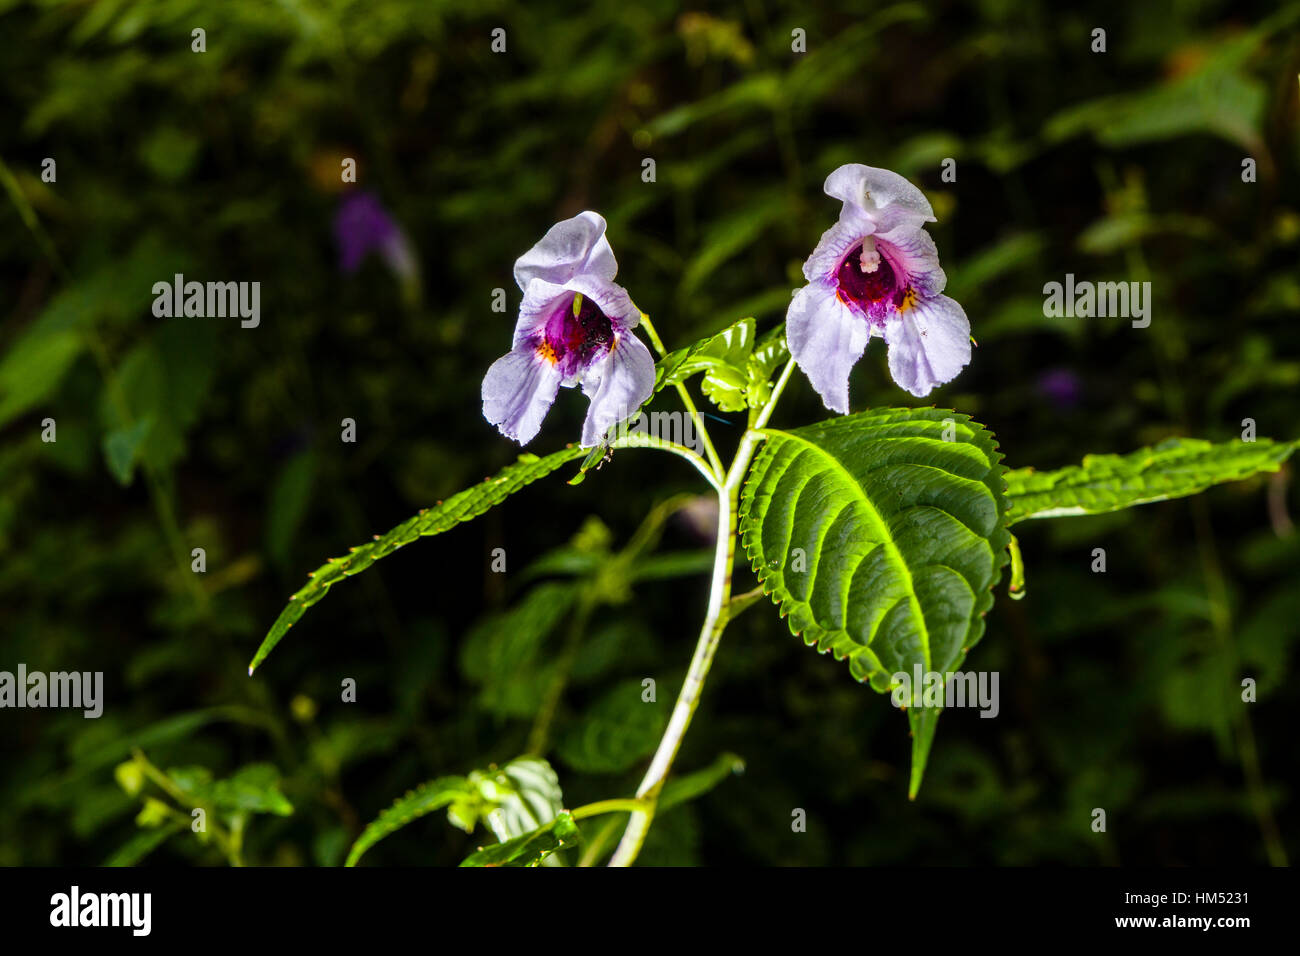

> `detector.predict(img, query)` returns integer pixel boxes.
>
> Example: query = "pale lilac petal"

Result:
[884,295,971,397]
[579,332,655,447]
[786,282,872,415]
[877,224,946,297]
[513,211,617,291]
[824,164,935,230]
[801,204,877,283]
[482,345,564,445]
[514,278,570,348]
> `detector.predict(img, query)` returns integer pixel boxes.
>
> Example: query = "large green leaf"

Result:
[740,408,1009,796]
[249,447,587,674]
[1004,437,1299,524]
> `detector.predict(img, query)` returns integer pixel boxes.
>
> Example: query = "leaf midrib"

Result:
[764,428,933,670]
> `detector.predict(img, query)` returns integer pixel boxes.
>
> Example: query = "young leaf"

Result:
[345,757,564,866]
[740,408,1009,797]
[465,757,564,841]
[696,316,755,411]
[745,324,790,409]
[459,811,580,867]
[657,752,745,813]
[1004,437,1299,524]
[344,776,471,867]
[653,316,756,411]
[249,447,588,674]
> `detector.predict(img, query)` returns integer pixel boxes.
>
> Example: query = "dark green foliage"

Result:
[3,0,1298,867]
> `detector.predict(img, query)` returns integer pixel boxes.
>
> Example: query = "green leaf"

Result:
[469,757,564,842]
[344,775,470,867]
[0,235,188,427]
[1004,437,1299,525]
[162,763,293,817]
[460,583,577,718]
[135,797,172,828]
[653,316,788,413]
[658,752,745,813]
[653,317,754,410]
[556,678,668,774]
[208,764,293,816]
[679,194,785,297]
[0,324,83,427]
[266,449,317,567]
[104,818,186,867]
[102,416,153,486]
[745,323,790,409]
[113,760,145,797]
[739,408,1009,797]
[345,757,565,866]
[249,447,588,674]
[569,426,721,485]
[459,811,580,867]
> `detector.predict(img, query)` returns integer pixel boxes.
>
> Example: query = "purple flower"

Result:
[334,191,417,280]
[482,211,655,448]
[1037,368,1082,409]
[787,164,971,411]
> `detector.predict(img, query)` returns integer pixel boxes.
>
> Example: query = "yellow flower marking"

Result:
[896,286,918,314]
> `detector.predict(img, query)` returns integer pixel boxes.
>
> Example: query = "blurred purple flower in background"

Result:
[334,191,418,285]
[1036,367,1082,410]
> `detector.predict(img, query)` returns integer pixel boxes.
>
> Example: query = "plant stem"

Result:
[608,359,795,866]
[608,471,737,865]
[131,749,239,865]
[577,815,623,867]
[637,314,725,479]
[671,381,726,479]
[570,798,650,821]
[610,433,721,492]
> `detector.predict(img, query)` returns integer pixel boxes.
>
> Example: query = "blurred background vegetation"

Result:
[2,0,1298,866]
